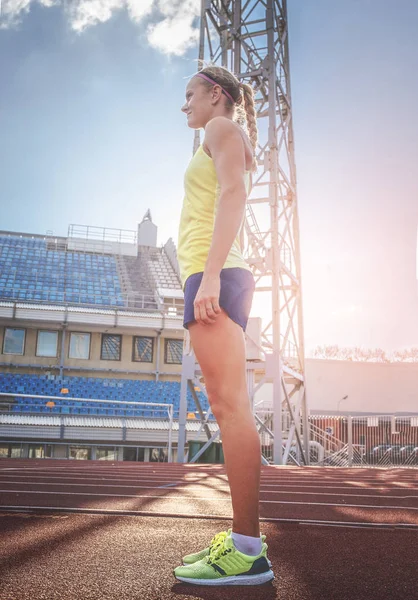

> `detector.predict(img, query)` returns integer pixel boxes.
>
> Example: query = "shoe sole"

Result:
[175,569,275,586]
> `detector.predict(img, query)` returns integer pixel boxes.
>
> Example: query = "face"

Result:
[181,77,221,129]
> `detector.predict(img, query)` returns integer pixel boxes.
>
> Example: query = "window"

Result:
[101,334,122,361]
[3,328,25,355]
[96,447,117,461]
[150,448,168,462]
[165,339,183,364]
[36,330,58,357]
[123,447,145,462]
[29,444,52,459]
[133,336,154,362]
[69,332,91,360]
[69,446,91,460]
[0,444,22,458]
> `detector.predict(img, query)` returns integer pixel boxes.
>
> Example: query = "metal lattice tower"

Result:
[177,0,310,466]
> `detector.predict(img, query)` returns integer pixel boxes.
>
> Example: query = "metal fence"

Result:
[0,287,183,314]
[0,393,175,462]
[257,413,418,467]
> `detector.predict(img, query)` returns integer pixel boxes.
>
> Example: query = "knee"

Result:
[206,385,249,421]
[207,393,226,421]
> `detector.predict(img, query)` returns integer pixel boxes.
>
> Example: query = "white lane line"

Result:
[157,482,184,488]
[298,521,418,530]
[0,473,416,490]
[0,480,417,501]
[0,474,216,482]
[1,469,416,487]
[0,505,416,529]
[0,462,417,483]
[2,466,417,481]
[0,488,417,511]
[1,467,416,481]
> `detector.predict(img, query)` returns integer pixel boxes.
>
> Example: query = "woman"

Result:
[173,65,274,586]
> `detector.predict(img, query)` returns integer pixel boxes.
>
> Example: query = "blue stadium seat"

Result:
[0,373,210,417]
[0,236,125,308]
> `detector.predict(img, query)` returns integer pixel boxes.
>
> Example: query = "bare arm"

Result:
[203,117,247,277]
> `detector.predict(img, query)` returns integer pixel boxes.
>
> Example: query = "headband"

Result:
[194,72,236,104]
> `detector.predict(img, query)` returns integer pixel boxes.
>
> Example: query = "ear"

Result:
[210,85,223,105]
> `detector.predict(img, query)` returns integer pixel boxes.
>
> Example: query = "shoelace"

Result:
[209,531,227,550]
[207,538,230,563]
[208,537,267,563]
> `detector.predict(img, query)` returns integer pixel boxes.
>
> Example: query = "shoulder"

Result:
[204,118,245,156]
[205,116,241,140]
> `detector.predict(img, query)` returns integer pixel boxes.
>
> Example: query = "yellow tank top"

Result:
[177,144,252,290]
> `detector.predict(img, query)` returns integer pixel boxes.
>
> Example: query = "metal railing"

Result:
[0,392,174,462]
[3,396,417,467]
[68,224,137,245]
[255,411,418,467]
[0,289,184,315]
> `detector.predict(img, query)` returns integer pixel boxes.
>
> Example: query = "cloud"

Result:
[147,9,199,56]
[0,0,200,56]
[0,0,31,29]
[141,0,201,56]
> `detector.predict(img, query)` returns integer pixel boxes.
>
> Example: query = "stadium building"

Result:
[0,212,221,461]
[1,213,417,466]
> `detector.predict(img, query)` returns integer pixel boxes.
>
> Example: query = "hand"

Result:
[193,273,222,325]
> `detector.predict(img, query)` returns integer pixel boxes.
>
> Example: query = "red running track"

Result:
[0,459,417,600]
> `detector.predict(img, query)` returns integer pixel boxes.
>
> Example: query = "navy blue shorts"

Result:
[183,267,255,332]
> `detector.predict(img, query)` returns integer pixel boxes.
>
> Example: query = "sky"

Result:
[1,0,418,355]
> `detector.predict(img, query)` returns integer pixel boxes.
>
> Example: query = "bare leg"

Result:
[217,405,261,536]
[188,309,261,537]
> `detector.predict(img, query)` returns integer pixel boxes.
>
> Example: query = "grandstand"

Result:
[2,215,416,466]
[0,212,216,462]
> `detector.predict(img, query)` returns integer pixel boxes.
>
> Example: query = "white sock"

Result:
[231,530,262,556]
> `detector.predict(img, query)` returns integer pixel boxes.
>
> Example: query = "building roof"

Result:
[0,414,219,431]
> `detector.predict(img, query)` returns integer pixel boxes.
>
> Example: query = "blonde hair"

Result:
[194,64,258,172]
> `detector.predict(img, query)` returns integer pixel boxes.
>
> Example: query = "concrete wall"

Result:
[67,238,138,257]
[304,358,418,413]
[0,324,183,377]
[252,358,418,414]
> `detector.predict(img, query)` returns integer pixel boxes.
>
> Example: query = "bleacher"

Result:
[0,234,124,307]
[0,373,212,419]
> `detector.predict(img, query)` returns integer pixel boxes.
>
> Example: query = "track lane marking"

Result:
[0,480,417,500]
[0,488,417,511]
[0,505,417,529]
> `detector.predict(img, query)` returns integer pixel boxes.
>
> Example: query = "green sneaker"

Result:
[182,528,271,567]
[174,529,274,586]
[182,529,230,565]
